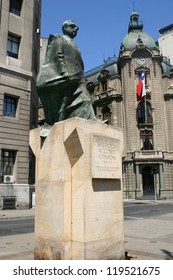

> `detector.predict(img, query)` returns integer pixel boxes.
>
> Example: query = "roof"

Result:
[121,11,157,51]
[122,31,157,50]
[85,56,118,84]
[159,23,173,34]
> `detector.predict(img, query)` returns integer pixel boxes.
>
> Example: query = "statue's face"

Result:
[63,21,79,39]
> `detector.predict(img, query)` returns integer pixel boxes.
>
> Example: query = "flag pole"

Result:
[143,68,147,124]
[145,92,147,124]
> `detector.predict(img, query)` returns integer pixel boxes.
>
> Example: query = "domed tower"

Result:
[119,11,170,199]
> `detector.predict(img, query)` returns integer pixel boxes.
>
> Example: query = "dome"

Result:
[121,11,157,51]
[122,31,157,50]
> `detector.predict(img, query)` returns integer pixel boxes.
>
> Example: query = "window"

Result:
[9,0,22,16]
[0,150,16,182]
[97,69,110,91]
[102,106,111,124]
[7,34,20,59]
[3,95,18,117]
[86,82,95,94]
[137,101,152,124]
[140,130,153,150]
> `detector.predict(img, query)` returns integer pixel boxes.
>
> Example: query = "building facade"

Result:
[158,23,173,65]
[0,0,41,209]
[85,11,173,200]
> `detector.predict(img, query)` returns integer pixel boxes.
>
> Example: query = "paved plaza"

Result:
[0,200,173,260]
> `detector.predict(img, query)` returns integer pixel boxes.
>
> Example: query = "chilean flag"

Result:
[136,71,146,101]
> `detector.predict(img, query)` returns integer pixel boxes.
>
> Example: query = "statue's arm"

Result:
[54,35,69,77]
[36,35,69,89]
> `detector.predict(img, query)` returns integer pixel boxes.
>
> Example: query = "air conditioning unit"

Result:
[3,175,15,184]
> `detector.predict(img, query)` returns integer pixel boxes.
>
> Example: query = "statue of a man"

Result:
[36,20,97,137]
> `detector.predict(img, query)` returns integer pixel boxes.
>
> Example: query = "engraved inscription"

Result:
[92,135,121,179]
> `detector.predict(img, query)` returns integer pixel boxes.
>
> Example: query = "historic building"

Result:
[0,0,41,209]
[85,11,173,200]
[158,23,173,65]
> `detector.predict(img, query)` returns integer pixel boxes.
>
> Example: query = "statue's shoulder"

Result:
[53,33,63,39]
[48,33,62,43]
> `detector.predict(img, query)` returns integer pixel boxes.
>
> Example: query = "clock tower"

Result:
[119,11,170,199]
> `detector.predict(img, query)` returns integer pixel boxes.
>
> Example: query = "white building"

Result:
[158,23,173,65]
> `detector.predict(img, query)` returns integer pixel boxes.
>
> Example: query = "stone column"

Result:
[135,164,140,188]
[159,163,163,195]
[111,100,118,126]
[135,164,141,198]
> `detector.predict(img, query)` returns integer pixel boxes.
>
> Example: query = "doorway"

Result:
[142,166,155,199]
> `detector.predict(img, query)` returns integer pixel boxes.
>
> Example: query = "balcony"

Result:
[133,150,163,161]
[95,89,122,101]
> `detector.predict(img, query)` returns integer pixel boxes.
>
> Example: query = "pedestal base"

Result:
[30,118,125,259]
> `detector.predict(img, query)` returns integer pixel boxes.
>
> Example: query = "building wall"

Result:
[120,46,173,199]
[158,26,173,65]
[122,161,136,199]
[162,162,173,198]
[164,97,173,151]
[39,37,48,68]
[0,76,30,183]
[0,0,41,209]
[38,37,48,125]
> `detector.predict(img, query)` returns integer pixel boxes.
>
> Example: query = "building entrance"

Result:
[142,166,155,199]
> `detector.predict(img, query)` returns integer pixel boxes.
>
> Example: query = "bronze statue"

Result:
[36,20,97,137]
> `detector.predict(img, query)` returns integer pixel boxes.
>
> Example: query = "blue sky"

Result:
[41,0,173,71]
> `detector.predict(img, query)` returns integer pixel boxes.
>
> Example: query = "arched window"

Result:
[86,82,95,100]
[97,69,110,92]
[86,82,95,94]
[102,106,111,124]
[137,100,152,124]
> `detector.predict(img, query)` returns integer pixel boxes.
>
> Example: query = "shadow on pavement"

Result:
[161,249,173,260]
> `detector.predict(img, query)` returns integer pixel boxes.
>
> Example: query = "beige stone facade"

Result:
[0,0,41,209]
[85,12,173,200]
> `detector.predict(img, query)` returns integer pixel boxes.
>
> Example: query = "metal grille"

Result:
[2,196,16,210]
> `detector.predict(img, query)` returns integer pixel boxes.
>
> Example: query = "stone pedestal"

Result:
[30,118,125,260]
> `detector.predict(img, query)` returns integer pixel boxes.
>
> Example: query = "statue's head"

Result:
[62,20,79,39]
